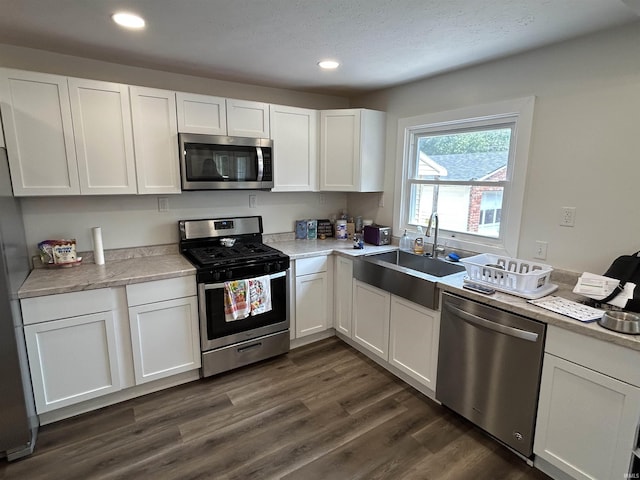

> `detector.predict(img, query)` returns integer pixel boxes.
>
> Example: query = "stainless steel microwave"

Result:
[179,133,273,190]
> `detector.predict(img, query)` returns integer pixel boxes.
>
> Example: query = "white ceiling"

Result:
[0,0,638,96]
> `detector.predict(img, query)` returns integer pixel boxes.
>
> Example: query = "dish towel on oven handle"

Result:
[224,279,250,322]
[249,275,272,316]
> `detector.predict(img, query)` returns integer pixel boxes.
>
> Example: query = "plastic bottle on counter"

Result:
[399,230,412,252]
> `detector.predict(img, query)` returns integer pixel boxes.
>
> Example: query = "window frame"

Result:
[394,97,535,257]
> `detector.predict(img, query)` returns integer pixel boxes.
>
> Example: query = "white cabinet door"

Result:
[128,296,200,384]
[270,104,318,192]
[295,272,328,337]
[226,99,270,138]
[130,86,181,194]
[334,256,353,336]
[534,353,640,480]
[389,295,440,390]
[68,78,137,194]
[352,280,390,360]
[319,109,385,192]
[176,92,227,135]
[24,312,121,413]
[0,68,80,195]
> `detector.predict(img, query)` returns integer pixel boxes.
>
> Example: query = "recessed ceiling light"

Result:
[318,60,340,70]
[112,12,146,29]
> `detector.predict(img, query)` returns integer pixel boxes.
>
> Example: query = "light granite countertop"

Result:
[19,254,195,299]
[17,239,393,299]
[272,238,398,259]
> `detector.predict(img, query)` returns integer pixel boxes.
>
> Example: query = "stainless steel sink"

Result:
[353,250,465,309]
[369,250,466,277]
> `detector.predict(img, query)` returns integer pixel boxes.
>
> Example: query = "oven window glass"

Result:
[204,275,287,340]
[184,143,259,182]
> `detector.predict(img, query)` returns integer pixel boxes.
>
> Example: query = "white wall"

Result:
[349,22,640,273]
[21,191,346,254]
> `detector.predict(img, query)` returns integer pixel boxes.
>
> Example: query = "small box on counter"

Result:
[317,219,333,238]
[307,220,318,240]
[346,222,355,239]
[295,220,307,239]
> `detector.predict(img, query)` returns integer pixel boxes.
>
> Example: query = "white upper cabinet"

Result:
[68,78,137,194]
[226,99,270,138]
[270,104,318,192]
[0,68,80,195]
[176,92,227,135]
[176,94,270,138]
[130,86,181,194]
[319,108,386,192]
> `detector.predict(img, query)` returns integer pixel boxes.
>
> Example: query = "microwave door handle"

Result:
[256,147,264,181]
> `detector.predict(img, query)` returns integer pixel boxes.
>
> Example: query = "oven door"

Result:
[199,270,289,351]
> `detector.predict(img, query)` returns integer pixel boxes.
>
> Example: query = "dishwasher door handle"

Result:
[445,303,539,342]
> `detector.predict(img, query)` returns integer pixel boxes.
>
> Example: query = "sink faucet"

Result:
[425,212,445,259]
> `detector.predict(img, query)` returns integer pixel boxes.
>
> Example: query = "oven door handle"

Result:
[445,303,539,342]
[203,270,287,290]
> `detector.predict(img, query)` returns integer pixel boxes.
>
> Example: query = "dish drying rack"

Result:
[460,253,558,299]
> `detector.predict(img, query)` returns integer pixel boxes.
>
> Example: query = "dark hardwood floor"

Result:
[0,337,552,480]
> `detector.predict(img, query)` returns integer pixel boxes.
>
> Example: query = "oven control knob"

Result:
[212,270,221,281]
[225,270,233,279]
[264,263,272,273]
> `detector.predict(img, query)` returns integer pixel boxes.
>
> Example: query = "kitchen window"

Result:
[394,97,535,256]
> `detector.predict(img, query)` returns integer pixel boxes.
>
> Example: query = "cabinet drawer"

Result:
[296,256,328,276]
[21,289,111,325]
[546,325,640,387]
[126,276,197,307]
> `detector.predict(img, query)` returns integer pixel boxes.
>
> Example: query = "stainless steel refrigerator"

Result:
[0,146,38,460]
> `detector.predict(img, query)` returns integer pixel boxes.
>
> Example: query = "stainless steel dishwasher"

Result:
[436,292,546,459]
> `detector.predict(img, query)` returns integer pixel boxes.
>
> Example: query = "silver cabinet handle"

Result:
[445,303,539,342]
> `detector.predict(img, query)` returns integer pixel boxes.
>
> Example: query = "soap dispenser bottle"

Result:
[399,230,411,252]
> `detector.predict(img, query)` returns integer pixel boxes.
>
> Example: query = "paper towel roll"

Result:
[92,227,105,265]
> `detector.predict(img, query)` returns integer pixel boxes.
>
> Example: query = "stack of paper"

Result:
[573,272,635,308]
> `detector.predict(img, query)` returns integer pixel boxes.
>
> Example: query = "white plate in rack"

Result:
[463,276,558,299]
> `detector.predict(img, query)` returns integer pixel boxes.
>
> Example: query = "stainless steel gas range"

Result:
[179,216,290,377]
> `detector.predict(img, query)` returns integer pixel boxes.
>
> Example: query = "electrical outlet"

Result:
[249,195,257,208]
[379,193,385,207]
[534,241,548,260]
[560,207,576,227]
[319,193,326,205]
[158,197,169,212]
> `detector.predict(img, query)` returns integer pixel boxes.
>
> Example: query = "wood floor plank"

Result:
[0,337,551,480]
[223,396,409,480]
[282,401,432,480]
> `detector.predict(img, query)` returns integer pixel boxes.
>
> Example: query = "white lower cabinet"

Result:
[24,310,121,413]
[294,256,332,338]
[534,325,640,480]
[126,277,200,385]
[352,280,390,360]
[389,296,440,390]
[333,256,353,336]
[22,275,200,416]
